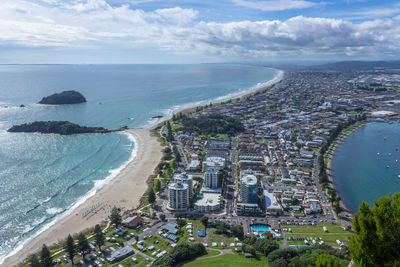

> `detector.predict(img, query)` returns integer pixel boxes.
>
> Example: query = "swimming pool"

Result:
[251,225,270,236]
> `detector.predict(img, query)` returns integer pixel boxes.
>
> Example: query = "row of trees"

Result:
[31,206,122,267]
[266,246,349,267]
[208,220,244,240]
[30,224,105,267]
[318,114,366,214]
[240,228,351,266]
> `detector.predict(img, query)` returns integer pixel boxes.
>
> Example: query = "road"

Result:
[225,136,238,216]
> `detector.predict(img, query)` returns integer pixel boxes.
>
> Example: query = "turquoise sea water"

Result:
[331,122,400,213]
[0,64,280,262]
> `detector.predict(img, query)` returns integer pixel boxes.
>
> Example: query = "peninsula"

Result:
[7,121,111,135]
[39,90,87,105]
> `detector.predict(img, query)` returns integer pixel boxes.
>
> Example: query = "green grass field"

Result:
[282,225,348,234]
[283,223,352,246]
[286,233,351,246]
[184,253,269,267]
[208,238,235,243]
[197,249,221,259]
[145,235,172,251]
[208,230,228,238]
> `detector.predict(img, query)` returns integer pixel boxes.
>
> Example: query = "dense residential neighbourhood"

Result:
[29,65,400,267]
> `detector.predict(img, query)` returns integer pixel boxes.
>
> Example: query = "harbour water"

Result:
[0,64,280,262]
[331,122,400,213]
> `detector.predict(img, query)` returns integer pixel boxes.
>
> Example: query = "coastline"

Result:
[2,68,284,267]
[2,128,164,267]
[150,69,284,129]
[326,121,367,214]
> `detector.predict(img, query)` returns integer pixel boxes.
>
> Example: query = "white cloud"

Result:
[0,0,399,60]
[232,0,318,11]
[339,5,400,20]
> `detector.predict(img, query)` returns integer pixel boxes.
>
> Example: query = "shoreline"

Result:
[149,68,284,130]
[326,121,367,214]
[2,128,164,267]
[2,68,284,267]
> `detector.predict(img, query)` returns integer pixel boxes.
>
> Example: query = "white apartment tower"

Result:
[173,172,193,198]
[168,182,189,211]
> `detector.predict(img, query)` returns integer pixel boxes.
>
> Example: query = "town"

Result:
[31,66,400,267]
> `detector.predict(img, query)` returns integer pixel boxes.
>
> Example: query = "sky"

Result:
[1,0,400,64]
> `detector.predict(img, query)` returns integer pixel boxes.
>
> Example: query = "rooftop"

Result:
[241,174,257,186]
[264,190,281,210]
[168,182,188,190]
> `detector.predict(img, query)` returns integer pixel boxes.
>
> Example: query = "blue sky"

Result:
[0,0,399,63]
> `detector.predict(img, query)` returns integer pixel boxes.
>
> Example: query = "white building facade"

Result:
[168,182,189,211]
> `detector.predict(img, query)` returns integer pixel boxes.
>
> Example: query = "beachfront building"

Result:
[194,193,222,213]
[240,170,258,204]
[107,246,134,263]
[204,166,222,189]
[173,172,193,198]
[122,215,143,228]
[167,182,189,211]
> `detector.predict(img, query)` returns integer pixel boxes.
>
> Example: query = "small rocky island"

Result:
[8,121,112,135]
[39,90,87,105]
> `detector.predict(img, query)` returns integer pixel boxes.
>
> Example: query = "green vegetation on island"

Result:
[178,114,245,136]
[7,121,112,135]
[39,90,87,105]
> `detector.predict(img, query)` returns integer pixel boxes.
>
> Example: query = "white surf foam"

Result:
[159,68,284,122]
[1,67,283,265]
[0,132,139,265]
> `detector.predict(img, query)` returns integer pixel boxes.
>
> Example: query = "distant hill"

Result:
[39,90,87,105]
[311,60,400,71]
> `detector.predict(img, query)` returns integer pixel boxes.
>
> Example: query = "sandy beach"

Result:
[2,70,284,267]
[2,128,163,267]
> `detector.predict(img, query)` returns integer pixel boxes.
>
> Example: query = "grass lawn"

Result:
[208,229,230,238]
[132,243,157,258]
[117,256,139,267]
[283,225,349,234]
[198,249,221,259]
[197,222,206,231]
[136,256,153,267]
[172,124,184,132]
[184,253,269,267]
[126,227,144,235]
[145,236,172,251]
[288,241,310,246]
[208,238,235,243]
[286,233,352,246]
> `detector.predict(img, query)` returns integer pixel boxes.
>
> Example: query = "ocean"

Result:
[331,122,400,213]
[0,64,280,262]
